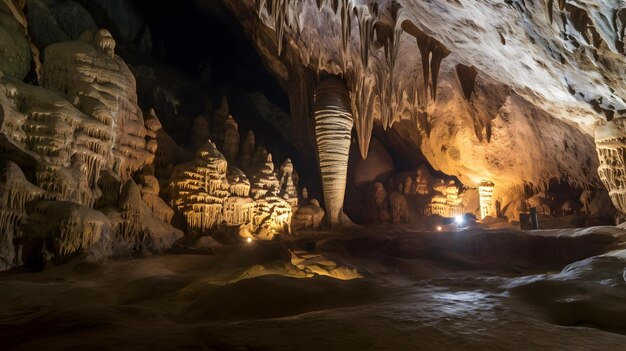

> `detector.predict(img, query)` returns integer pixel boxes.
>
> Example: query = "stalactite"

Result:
[314,76,353,226]
[373,58,393,129]
[339,0,353,57]
[347,71,376,159]
[401,20,450,103]
[455,64,478,101]
[354,5,374,68]
[616,8,626,54]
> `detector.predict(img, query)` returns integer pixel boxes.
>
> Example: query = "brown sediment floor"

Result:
[1,226,626,350]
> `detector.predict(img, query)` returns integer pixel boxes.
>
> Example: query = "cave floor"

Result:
[1,226,626,350]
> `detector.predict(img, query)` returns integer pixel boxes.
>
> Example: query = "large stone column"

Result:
[595,118,626,214]
[313,76,353,226]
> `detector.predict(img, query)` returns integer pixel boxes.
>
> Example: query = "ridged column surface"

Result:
[314,77,353,226]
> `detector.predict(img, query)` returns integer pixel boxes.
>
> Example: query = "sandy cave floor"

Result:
[1,226,626,350]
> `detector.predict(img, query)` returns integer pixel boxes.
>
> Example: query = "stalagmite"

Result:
[249,153,292,238]
[314,76,353,226]
[110,179,182,253]
[223,115,240,163]
[241,130,256,170]
[250,153,280,198]
[415,170,430,195]
[428,180,463,217]
[169,141,230,233]
[252,146,269,170]
[389,191,408,224]
[191,115,210,150]
[293,198,325,230]
[595,119,626,214]
[478,181,495,219]
[279,158,298,209]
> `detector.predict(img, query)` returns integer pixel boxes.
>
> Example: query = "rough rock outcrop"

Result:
[0,11,30,79]
[0,29,181,270]
[42,29,151,181]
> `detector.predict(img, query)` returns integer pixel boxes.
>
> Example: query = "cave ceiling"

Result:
[218,0,624,192]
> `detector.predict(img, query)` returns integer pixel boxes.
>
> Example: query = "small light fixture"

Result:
[437,226,442,231]
[455,215,465,225]
[246,237,252,243]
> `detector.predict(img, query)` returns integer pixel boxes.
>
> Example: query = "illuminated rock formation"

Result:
[104,179,182,254]
[0,28,187,268]
[249,153,292,237]
[293,188,324,230]
[0,161,44,270]
[26,200,110,264]
[314,76,353,226]
[224,166,255,226]
[0,74,112,206]
[42,29,151,181]
[137,173,173,223]
[595,118,626,214]
[478,181,495,219]
[279,158,298,209]
[428,180,463,217]
[169,141,230,233]
[428,195,448,217]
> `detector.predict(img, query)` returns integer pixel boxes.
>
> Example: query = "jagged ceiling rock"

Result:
[220,0,619,205]
[0,11,30,79]
[26,0,97,49]
[73,0,151,53]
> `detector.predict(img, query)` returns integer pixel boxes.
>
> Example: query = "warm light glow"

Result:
[246,237,252,243]
[437,226,442,231]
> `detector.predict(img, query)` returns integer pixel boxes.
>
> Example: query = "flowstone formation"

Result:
[0,25,182,271]
[222,0,620,219]
[166,105,301,241]
[595,118,626,215]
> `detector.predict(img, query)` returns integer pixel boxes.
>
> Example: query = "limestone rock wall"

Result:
[0,28,181,271]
